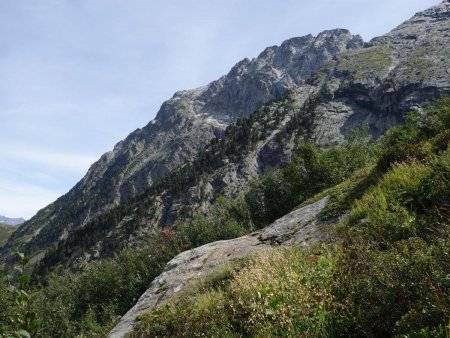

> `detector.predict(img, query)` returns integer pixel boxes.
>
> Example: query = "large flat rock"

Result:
[109,196,334,338]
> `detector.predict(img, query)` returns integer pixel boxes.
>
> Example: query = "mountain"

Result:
[0,215,25,226]
[0,2,448,337]
[1,1,449,273]
[0,30,363,264]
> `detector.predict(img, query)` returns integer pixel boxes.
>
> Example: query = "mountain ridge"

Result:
[0,215,25,226]
[0,29,363,265]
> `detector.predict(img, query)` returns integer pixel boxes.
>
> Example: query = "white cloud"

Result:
[1,145,98,174]
[0,178,59,219]
[0,146,98,218]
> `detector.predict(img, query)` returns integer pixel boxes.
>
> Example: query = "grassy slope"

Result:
[1,99,448,338]
[130,99,450,338]
[0,223,16,248]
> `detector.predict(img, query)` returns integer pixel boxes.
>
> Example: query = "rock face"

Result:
[1,30,362,264]
[108,197,333,338]
[2,2,450,272]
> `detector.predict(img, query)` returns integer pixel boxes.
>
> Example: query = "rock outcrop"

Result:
[109,196,334,338]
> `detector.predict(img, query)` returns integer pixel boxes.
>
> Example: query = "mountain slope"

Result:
[2,1,450,272]
[115,97,450,337]
[1,30,362,264]
[0,216,22,248]
[0,223,16,248]
[109,196,334,337]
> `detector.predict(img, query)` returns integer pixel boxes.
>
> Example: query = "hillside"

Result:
[0,223,15,248]
[2,2,449,274]
[0,29,363,266]
[1,92,448,338]
[0,214,22,248]
[0,2,449,337]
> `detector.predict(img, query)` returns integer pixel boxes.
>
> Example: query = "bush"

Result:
[176,196,254,248]
[132,245,340,338]
[130,98,450,338]
[0,253,37,338]
[31,196,254,337]
[246,137,375,228]
[33,235,181,337]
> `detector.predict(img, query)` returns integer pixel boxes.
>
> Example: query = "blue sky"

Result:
[0,0,439,218]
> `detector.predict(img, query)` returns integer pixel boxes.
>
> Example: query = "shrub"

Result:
[0,252,37,338]
[246,138,375,228]
[132,245,340,338]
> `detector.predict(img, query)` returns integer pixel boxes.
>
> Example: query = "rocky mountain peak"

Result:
[0,28,363,264]
[198,29,363,120]
[371,1,449,46]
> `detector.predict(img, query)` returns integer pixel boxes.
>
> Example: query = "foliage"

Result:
[245,132,375,228]
[175,196,255,248]
[28,196,255,337]
[3,98,449,337]
[32,232,185,337]
[0,252,36,338]
[131,245,340,338]
[130,98,450,337]
[332,150,450,337]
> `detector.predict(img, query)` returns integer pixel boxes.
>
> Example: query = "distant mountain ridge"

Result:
[0,215,25,226]
[1,1,449,272]
[0,218,21,248]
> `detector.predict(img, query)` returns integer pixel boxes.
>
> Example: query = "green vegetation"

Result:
[131,245,341,338]
[245,131,374,228]
[25,196,255,337]
[0,223,16,248]
[1,98,449,337]
[20,136,371,337]
[336,45,393,80]
[0,252,36,338]
[398,47,450,83]
[130,98,450,337]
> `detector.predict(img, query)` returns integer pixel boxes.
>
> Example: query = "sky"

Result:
[0,0,439,219]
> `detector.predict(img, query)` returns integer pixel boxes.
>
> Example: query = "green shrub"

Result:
[0,253,36,338]
[130,98,450,338]
[176,196,254,248]
[245,137,375,228]
[131,245,340,338]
